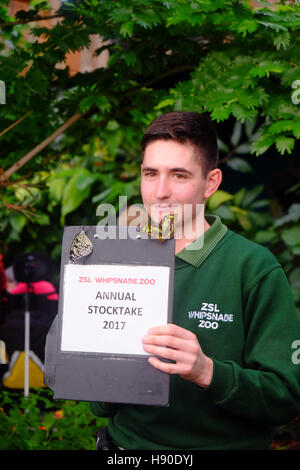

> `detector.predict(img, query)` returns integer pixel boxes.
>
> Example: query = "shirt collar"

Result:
[175,215,227,267]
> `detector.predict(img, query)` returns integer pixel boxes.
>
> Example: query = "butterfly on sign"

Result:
[69,228,93,263]
[139,213,176,242]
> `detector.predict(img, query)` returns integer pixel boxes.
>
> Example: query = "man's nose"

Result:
[155,177,171,199]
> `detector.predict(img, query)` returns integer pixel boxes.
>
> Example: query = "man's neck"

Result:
[175,217,210,254]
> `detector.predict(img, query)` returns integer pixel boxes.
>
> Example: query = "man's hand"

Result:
[142,324,213,388]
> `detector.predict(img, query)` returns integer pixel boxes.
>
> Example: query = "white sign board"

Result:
[61,264,170,355]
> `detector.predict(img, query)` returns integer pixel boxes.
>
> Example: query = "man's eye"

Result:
[173,173,186,179]
[144,172,156,178]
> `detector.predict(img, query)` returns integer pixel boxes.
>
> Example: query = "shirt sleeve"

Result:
[204,266,300,425]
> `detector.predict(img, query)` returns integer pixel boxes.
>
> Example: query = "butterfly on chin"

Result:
[139,214,175,242]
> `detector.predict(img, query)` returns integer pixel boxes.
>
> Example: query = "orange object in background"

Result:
[8,0,109,76]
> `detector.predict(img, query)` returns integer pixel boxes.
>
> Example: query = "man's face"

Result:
[141,139,210,232]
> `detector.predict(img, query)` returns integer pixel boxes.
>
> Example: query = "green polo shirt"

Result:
[91,215,300,450]
[176,214,227,266]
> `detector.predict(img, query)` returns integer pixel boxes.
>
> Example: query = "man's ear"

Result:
[204,168,222,199]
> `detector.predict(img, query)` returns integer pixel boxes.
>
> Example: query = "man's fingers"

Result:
[142,333,189,351]
[142,323,212,387]
[148,356,178,374]
[143,343,186,362]
[147,355,195,377]
[147,323,197,341]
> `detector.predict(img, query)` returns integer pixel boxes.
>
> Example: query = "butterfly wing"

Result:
[161,214,175,239]
[69,230,93,262]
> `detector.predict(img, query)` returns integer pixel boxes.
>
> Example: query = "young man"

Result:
[91,111,300,450]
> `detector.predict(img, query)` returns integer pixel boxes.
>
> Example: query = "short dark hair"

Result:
[141,111,219,175]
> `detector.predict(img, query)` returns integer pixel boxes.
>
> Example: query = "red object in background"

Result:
[271,439,300,450]
[0,254,7,292]
[10,281,58,300]
[287,441,300,450]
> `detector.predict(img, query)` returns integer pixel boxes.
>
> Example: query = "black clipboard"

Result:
[44,225,174,406]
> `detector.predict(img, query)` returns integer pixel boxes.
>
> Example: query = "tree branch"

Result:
[1,112,82,181]
[122,65,195,96]
[219,147,238,165]
[1,65,194,182]
[0,111,32,138]
[0,15,64,28]
[0,192,36,217]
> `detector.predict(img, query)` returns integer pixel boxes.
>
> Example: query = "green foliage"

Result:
[0,0,299,270]
[207,183,300,318]
[0,387,297,450]
[0,388,108,450]
[207,185,271,235]
[0,136,140,262]
[1,0,300,169]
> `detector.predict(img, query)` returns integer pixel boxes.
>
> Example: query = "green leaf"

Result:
[273,32,291,50]
[9,212,27,237]
[274,204,300,227]
[275,136,295,155]
[61,169,95,222]
[212,205,235,222]
[92,187,112,204]
[257,21,288,32]
[120,20,134,37]
[106,128,124,157]
[291,120,300,139]
[289,268,300,290]
[79,94,111,113]
[251,134,274,156]
[79,95,95,112]
[268,120,293,135]
[281,226,300,247]
[207,190,233,211]
[248,210,271,227]
[254,229,278,244]
[155,99,175,110]
[33,211,50,226]
[76,172,97,190]
[292,246,300,256]
[230,121,242,146]
[47,177,66,202]
[211,106,232,122]
[106,120,119,131]
[227,157,253,173]
[241,185,264,208]
[217,138,229,153]
[42,412,56,430]
[245,119,257,139]
[250,199,269,209]
[235,143,251,154]
[233,188,246,207]
[124,50,137,67]
[236,19,258,36]
[236,212,252,231]
[231,103,251,123]
[250,60,287,78]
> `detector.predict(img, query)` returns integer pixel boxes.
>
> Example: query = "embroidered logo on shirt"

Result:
[187,302,234,329]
